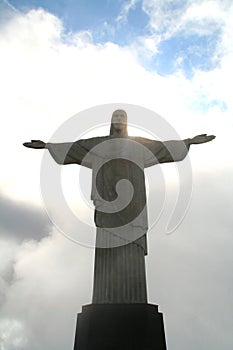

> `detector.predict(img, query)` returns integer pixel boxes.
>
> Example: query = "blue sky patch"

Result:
[5,0,224,79]
[147,30,221,77]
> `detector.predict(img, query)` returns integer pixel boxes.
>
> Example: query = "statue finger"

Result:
[23,142,33,148]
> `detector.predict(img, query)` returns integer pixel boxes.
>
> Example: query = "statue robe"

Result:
[47,136,189,303]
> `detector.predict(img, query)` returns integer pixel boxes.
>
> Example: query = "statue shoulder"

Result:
[129,136,160,145]
[75,136,109,149]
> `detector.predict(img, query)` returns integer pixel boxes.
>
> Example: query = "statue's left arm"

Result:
[45,140,93,168]
[139,134,215,167]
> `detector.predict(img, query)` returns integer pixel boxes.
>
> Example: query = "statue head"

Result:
[110,109,128,136]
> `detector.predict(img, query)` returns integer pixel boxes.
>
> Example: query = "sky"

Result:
[0,0,233,349]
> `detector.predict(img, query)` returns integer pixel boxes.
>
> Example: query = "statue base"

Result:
[73,303,167,350]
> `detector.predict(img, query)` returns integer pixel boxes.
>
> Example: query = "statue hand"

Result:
[23,140,46,149]
[190,134,216,144]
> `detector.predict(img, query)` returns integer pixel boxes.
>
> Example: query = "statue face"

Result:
[111,110,127,132]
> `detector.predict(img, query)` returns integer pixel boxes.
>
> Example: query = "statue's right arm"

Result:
[23,140,74,165]
[23,139,93,167]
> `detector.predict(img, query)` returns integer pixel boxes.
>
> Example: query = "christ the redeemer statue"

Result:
[24,109,215,304]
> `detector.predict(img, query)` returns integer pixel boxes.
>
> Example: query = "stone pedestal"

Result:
[73,303,167,350]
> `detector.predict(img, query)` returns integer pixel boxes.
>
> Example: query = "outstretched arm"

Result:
[140,134,216,167]
[186,134,216,145]
[23,139,93,167]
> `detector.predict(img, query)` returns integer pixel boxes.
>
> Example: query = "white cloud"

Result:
[0,230,94,350]
[140,0,232,54]
[0,318,28,350]
[184,1,224,22]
